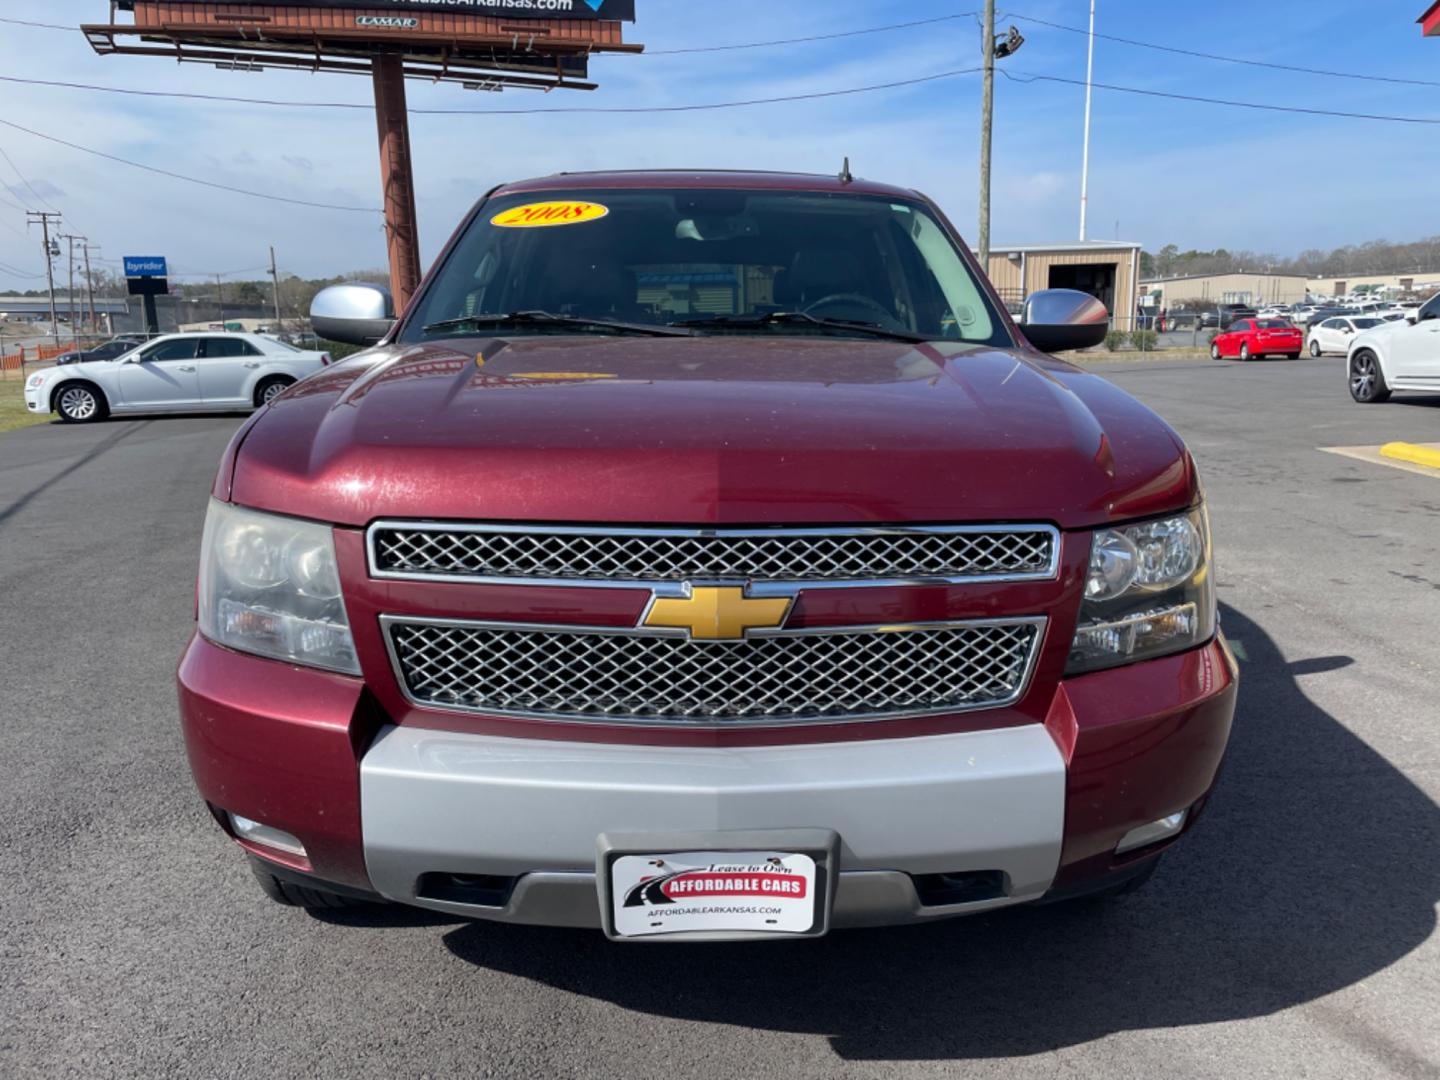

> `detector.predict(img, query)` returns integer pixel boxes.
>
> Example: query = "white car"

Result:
[1307,315,1384,357]
[24,332,331,423]
[1347,293,1440,403]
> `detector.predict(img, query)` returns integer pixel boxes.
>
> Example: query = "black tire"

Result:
[254,376,295,408]
[54,381,109,424]
[1349,349,1391,404]
[1239,343,1251,361]
[1210,343,1222,360]
[1286,352,1300,360]
[1309,339,1323,357]
[249,858,362,910]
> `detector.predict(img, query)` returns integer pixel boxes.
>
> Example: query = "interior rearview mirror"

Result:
[1020,289,1110,353]
[310,283,396,347]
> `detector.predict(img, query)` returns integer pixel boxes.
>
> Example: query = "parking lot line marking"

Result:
[1319,444,1440,479]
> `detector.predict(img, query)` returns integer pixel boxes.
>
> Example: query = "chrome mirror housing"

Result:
[310,283,395,347]
[1020,289,1110,353]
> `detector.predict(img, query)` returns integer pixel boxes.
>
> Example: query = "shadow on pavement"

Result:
[0,420,151,529]
[335,603,1440,1060]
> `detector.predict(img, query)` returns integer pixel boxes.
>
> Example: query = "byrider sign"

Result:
[121,0,636,18]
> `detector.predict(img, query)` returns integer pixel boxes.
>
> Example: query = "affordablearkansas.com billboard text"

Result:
[146,0,635,18]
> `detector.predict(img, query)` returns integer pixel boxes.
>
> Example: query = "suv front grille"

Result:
[368,523,1059,586]
[383,617,1045,727]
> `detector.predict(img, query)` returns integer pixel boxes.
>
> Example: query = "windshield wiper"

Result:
[670,311,928,343]
[421,311,691,337]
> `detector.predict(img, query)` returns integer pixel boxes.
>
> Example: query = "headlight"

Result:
[197,499,359,674]
[27,374,45,388]
[1066,507,1215,675]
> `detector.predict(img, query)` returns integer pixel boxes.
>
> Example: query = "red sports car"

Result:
[1210,317,1304,361]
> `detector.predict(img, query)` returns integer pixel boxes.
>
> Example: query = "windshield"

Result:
[401,188,1007,346]
[1256,319,1290,329]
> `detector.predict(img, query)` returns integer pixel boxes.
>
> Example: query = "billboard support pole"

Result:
[373,53,422,311]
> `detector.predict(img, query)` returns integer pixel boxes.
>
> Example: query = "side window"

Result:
[1321,319,1340,329]
[1225,320,1249,332]
[200,337,255,359]
[140,338,200,362]
[1419,294,1440,322]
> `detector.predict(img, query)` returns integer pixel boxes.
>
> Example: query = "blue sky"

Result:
[1,0,1437,291]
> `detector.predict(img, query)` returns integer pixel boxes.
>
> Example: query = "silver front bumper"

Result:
[359,723,1066,928]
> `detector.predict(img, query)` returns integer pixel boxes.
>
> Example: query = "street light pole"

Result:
[978,0,996,267]
[1079,0,1096,241]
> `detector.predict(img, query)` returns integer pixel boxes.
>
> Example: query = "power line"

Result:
[0,15,75,31]
[0,260,47,279]
[1004,11,1440,89]
[0,74,376,112]
[0,144,63,214]
[0,117,379,213]
[413,66,984,114]
[1001,69,1440,126]
[643,13,976,54]
[0,67,983,115]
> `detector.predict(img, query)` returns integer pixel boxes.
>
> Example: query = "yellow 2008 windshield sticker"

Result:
[491,201,609,228]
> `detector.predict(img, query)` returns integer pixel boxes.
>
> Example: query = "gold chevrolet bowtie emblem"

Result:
[642,586,793,640]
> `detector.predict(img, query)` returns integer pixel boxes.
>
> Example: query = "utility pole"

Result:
[82,242,98,334]
[977,7,1024,268]
[1079,0,1096,241]
[215,273,225,329]
[978,0,996,268]
[268,246,283,330]
[60,234,86,340]
[26,211,62,346]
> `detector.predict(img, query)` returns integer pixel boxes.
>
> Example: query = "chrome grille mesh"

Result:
[370,524,1057,584]
[385,619,1044,726]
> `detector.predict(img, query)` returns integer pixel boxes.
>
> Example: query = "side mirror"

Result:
[310,283,395,347]
[1020,289,1110,353]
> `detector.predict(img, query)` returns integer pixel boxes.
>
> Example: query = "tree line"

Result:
[1142,235,1440,280]
[5,269,387,325]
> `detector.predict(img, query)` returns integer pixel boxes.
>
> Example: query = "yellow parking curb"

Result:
[1379,442,1440,470]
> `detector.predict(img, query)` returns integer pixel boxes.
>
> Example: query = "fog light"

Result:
[229,813,307,857]
[1115,810,1187,854]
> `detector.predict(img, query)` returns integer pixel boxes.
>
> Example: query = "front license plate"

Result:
[609,850,818,938]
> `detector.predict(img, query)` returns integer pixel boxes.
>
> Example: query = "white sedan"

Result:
[24,332,331,423]
[1307,316,1384,357]
[1347,293,1440,403]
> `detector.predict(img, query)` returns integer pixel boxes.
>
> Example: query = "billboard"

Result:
[119,0,635,18]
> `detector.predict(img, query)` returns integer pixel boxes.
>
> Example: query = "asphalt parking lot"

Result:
[2,354,1438,1079]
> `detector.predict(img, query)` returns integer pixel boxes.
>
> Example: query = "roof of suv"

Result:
[493,169,923,201]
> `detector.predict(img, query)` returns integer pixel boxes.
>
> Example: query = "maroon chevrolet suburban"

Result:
[178,171,1235,941]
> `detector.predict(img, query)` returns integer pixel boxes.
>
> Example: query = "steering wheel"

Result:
[801,293,901,329]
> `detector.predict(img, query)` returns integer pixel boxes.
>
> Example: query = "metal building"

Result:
[983,241,1143,329]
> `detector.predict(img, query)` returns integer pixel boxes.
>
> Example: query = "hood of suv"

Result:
[226,336,1196,529]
